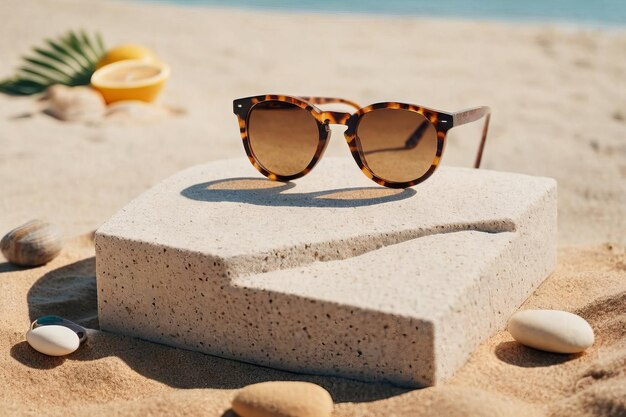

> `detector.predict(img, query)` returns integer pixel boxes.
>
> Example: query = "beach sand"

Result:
[1,237,624,416]
[0,0,625,415]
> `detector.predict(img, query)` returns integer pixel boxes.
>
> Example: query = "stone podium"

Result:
[95,157,557,387]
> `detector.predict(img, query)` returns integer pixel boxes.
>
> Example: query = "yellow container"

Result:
[91,59,170,104]
[96,44,156,69]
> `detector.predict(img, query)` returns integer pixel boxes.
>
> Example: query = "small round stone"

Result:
[232,381,333,417]
[26,325,80,356]
[508,309,594,354]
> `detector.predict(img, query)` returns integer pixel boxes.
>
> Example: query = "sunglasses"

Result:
[233,95,491,188]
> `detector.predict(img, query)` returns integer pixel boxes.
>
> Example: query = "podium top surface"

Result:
[97,157,554,260]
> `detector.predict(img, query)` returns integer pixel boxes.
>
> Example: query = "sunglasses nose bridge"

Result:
[320,111,351,125]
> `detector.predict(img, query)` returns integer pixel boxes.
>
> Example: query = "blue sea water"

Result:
[136,0,626,27]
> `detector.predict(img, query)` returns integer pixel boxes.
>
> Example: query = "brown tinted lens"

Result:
[248,101,320,177]
[356,108,438,183]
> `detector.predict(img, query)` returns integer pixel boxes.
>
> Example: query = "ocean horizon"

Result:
[133,0,626,27]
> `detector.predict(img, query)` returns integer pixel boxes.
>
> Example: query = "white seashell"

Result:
[1,219,63,266]
[43,84,106,122]
[105,100,170,123]
[232,381,333,417]
[508,309,595,354]
[26,325,79,356]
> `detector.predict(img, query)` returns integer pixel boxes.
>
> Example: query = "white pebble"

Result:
[508,309,594,353]
[26,325,80,356]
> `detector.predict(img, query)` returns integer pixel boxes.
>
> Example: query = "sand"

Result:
[0,0,625,415]
[1,237,624,416]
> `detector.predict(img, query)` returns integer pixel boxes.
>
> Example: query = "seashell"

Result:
[232,381,333,417]
[105,100,171,123]
[26,325,79,356]
[1,219,63,266]
[42,84,106,122]
[508,309,595,354]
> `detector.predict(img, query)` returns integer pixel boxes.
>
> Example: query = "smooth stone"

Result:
[508,309,594,353]
[232,381,333,417]
[26,325,80,356]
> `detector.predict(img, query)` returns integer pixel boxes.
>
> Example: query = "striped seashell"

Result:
[1,220,63,267]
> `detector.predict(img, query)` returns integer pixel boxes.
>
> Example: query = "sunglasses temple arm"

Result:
[474,112,491,168]
[452,106,492,168]
[298,96,362,112]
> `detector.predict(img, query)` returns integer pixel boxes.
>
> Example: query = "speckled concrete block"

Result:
[95,157,557,387]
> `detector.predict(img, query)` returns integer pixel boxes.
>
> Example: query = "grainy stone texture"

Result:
[95,157,557,387]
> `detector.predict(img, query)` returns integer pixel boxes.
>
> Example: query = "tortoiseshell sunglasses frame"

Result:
[233,94,491,189]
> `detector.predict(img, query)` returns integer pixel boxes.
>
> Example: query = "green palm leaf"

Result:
[22,57,73,80]
[0,30,106,96]
[46,38,90,71]
[80,30,100,61]
[0,78,47,95]
[19,66,70,85]
[33,47,81,74]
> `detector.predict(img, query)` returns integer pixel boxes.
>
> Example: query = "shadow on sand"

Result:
[0,262,28,274]
[494,341,581,367]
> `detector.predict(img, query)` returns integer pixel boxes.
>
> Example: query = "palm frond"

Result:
[0,78,48,95]
[63,32,93,65]
[33,47,80,73]
[19,66,70,85]
[79,30,100,61]
[46,38,90,71]
[22,57,73,80]
[96,33,106,56]
[0,30,106,96]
